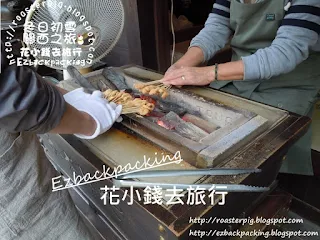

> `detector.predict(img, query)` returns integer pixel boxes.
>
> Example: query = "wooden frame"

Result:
[42,112,310,240]
[42,66,312,240]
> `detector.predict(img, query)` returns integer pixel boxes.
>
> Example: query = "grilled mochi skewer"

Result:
[103,89,155,116]
[133,80,170,99]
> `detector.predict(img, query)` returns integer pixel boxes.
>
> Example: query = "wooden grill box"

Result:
[41,65,310,240]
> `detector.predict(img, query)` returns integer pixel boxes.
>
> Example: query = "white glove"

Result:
[63,88,122,139]
[63,87,91,105]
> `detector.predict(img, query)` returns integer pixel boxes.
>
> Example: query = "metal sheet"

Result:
[82,129,203,187]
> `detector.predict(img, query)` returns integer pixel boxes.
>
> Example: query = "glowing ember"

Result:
[157,119,175,130]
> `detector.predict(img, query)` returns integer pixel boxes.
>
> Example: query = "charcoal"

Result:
[182,113,219,133]
[156,100,186,116]
[159,112,209,142]
[102,68,129,90]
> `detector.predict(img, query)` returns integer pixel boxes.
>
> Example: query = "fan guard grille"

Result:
[24,0,125,69]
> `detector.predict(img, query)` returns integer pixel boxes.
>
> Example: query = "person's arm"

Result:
[172,47,206,69]
[172,0,233,68]
[0,43,95,136]
[43,76,98,136]
[242,0,320,80]
[161,61,244,86]
[50,104,96,136]
[162,0,319,86]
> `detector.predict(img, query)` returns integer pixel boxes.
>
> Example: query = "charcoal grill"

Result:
[43,65,310,240]
[60,65,288,168]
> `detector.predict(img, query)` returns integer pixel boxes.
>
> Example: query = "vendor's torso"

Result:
[230,0,285,60]
[211,0,320,105]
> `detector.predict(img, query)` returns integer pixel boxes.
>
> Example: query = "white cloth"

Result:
[64,88,122,140]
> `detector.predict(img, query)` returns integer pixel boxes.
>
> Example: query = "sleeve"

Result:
[189,0,232,62]
[242,0,320,81]
[0,41,66,134]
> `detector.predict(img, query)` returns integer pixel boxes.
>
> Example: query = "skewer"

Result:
[102,89,155,116]
[134,80,171,99]
[136,79,163,86]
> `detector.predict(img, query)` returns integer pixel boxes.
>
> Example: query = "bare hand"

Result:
[164,65,184,87]
[165,64,181,76]
[161,66,215,86]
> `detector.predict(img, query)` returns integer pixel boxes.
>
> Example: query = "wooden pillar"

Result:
[153,0,171,73]
[136,0,171,73]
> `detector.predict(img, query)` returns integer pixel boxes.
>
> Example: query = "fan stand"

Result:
[63,67,92,80]
[63,66,93,80]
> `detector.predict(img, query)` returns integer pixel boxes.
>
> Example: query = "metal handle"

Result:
[118,168,261,180]
[113,179,269,192]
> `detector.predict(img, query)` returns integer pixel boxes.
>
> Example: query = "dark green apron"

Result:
[210,0,320,175]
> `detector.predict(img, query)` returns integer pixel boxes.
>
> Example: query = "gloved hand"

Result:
[63,88,122,140]
[63,87,90,105]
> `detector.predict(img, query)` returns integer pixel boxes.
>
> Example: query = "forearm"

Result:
[0,44,94,136]
[50,103,96,136]
[48,83,96,136]
[45,78,69,95]
[161,60,244,86]
[205,60,245,83]
[188,1,232,62]
[215,61,244,81]
[55,85,69,95]
[172,1,232,69]
[174,47,206,67]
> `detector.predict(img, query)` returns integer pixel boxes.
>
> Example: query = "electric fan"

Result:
[24,0,125,78]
